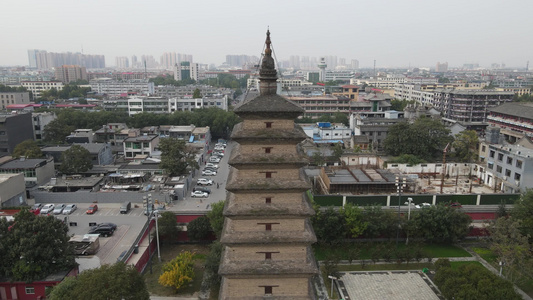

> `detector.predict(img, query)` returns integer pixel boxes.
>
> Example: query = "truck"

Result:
[69,234,100,255]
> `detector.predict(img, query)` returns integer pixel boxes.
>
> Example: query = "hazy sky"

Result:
[2,0,532,68]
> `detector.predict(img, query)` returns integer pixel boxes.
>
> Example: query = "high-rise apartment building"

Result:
[173,62,201,81]
[160,52,177,69]
[115,57,130,68]
[436,62,448,72]
[54,65,87,83]
[351,59,359,70]
[29,50,105,69]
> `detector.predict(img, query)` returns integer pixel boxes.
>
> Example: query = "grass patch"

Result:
[472,247,497,263]
[314,242,470,261]
[144,244,210,297]
[450,261,483,269]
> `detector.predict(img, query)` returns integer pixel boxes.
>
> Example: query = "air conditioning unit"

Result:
[503,176,507,181]
[516,181,520,187]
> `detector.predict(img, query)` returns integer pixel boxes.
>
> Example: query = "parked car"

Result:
[205,163,219,169]
[63,204,77,215]
[30,203,42,214]
[86,204,98,214]
[53,204,67,214]
[202,170,217,176]
[88,225,114,237]
[215,143,226,148]
[448,202,463,208]
[197,178,213,186]
[214,146,225,151]
[194,186,211,194]
[120,201,131,214]
[40,204,55,214]
[191,191,209,198]
[212,152,224,157]
[96,222,117,230]
[209,157,221,163]
[415,203,432,209]
[204,167,217,172]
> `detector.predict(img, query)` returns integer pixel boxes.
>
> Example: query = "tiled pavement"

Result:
[338,271,444,300]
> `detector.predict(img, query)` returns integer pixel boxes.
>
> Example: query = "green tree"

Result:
[12,140,43,158]
[43,119,75,143]
[410,204,471,243]
[159,138,199,176]
[390,99,414,111]
[312,207,347,245]
[58,145,93,174]
[511,189,533,241]
[0,209,76,282]
[488,217,532,282]
[187,216,211,241]
[383,117,453,161]
[193,88,202,99]
[332,143,344,162]
[387,154,426,166]
[453,130,479,162]
[204,241,223,286]
[158,251,195,291]
[311,151,326,166]
[48,262,149,300]
[340,203,368,238]
[158,211,179,244]
[434,260,521,300]
[361,205,397,239]
[207,200,225,238]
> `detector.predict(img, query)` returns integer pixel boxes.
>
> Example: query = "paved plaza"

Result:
[338,271,444,300]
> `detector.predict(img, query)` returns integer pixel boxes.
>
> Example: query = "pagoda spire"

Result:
[259,29,278,95]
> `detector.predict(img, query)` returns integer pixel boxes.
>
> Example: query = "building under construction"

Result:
[310,166,413,194]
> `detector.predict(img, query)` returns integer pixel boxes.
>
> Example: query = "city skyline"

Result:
[2,0,532,68]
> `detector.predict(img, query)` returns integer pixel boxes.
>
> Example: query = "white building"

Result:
[90,78,154,96]
[21,81,64,98]
[32,112,56,140]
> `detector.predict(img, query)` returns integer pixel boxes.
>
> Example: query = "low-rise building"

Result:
[350,110,404,151]
[42,143,113,166]
[0,92,31,109]
[32,112,56,140]
[0,173,27,207]
[89,78,154,97]
[0,113,34,155]
[0,158,55,187]
[123,135,159,159]
[21,81,64,98]
[487,102,533,142]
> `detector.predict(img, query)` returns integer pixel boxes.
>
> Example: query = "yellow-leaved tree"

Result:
[158,251,195,291]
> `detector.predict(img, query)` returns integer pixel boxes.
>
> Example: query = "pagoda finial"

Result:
[265,29,272,55]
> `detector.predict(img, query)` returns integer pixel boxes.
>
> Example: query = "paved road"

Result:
[167,141,234,212]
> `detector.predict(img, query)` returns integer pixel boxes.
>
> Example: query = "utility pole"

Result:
[440,143,450,194]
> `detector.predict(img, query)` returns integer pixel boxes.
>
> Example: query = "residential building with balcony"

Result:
[482,142,533,193]
[349,110,404,151]
[433,89,513,123]
[486,102,533,143]
[123,135,159,159]
[169,95,228,112]
[284,94,351,119]
[54,65,87,83]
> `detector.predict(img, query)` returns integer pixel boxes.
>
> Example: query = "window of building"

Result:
[265,197,272,204]
[25,287,35,294]
[496,165,502,173]
[507,157,513,165]
[497,153,503,161]
[265,122,273,128]
[515,173,521,181]
[264,286,273,295]
[264,147,272,154]
[481,145,486,152]
[505,169,511,177]
[516,160,523,169]
[489,150,495,158]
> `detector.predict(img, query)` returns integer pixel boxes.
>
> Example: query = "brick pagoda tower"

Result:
[218,30,318,299]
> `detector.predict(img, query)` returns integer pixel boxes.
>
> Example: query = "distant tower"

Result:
[318,57,327,82]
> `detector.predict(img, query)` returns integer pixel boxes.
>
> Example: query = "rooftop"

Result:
[0,158,49,169]
[489,102,533,120]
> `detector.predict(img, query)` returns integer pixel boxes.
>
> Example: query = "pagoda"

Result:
[218,30,318,299]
